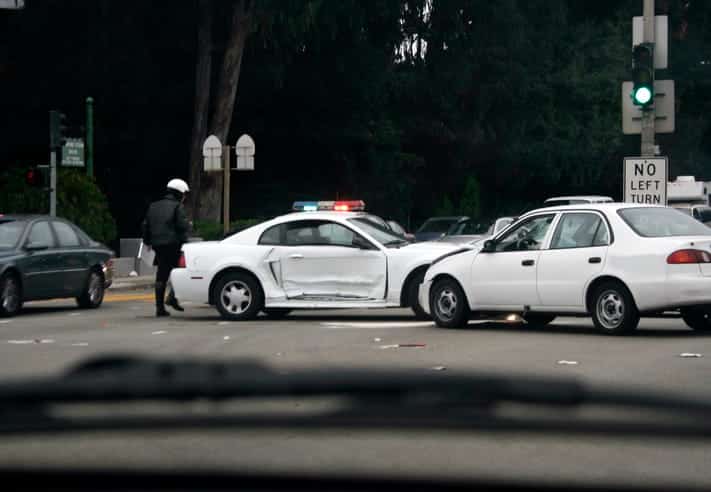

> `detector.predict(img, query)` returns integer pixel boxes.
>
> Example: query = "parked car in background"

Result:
[0,214,114,317]
[438,217,516,245]
[414,216,469,242]
[670,204,711,227]
[386,220,415,241]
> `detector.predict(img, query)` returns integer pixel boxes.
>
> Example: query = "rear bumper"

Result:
[662,276,711,310]
[170,269,210,304]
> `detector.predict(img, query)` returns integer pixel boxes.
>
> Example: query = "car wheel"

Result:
[213,272,263,321]
[407,269,430,320]
[76,270,105,309]
[429,277,469,328]
[680,307,711,332]
[0,273,22,317]
[263,308,291,319]
[591,281,639,335]
[523,313,555,327]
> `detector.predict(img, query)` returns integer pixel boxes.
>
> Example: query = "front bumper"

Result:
[418,279,433,315]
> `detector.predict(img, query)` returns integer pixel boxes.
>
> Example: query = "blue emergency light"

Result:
[292,200,366,212]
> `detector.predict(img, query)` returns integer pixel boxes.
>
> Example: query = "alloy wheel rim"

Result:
[221,280,252,315]
[597,290,624,330]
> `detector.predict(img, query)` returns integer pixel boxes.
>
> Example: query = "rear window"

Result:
[0,220,26,250]
[618,207,711,237]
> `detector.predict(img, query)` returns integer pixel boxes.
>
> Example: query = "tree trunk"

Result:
[188,0,213,221]
[200,0,255,223]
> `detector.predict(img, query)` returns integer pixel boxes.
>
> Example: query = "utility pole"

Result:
[641,0,655,156]
[86,97,94,178]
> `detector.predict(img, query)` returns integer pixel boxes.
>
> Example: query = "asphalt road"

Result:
[0,291,710,488]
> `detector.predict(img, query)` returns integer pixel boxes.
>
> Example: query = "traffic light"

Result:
[25,166,49,189]
[632,43,654,108]
[49,110,68,149]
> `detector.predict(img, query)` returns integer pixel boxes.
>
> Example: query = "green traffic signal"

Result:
[632,43,654,109]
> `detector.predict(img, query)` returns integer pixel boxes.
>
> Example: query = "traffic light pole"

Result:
[49,149,57,217]
[641,0,655,157]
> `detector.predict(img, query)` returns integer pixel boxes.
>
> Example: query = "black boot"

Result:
[155,281,170,317]
[166,286,184,312]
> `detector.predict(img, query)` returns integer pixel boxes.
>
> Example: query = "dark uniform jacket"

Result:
[142,194,190,247]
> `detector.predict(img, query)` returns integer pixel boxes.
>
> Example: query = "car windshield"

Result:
[0,219,25,250]
[349,217,406,246]
[618,207,711,237]
[417,218,459,234]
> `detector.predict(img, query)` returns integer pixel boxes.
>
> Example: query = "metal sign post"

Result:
[223,146,231,236]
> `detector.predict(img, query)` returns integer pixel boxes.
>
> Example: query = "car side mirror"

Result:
[481,240,496,253]
[25,242,49,252]
[353,235,373,250]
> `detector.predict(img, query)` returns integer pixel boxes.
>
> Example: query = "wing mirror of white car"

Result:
[481,240,496,253]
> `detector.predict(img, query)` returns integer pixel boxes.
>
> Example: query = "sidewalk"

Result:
[109,275,154,292]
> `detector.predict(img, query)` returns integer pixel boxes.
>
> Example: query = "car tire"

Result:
[406,269,430,320]
[590,281,639,335]
[0,272,22,317]
[213,272,263,321]
[263,308,292,319]
[523,313,555,327]
[429,277,469,328]
[680,307,711,332]
[76,270,105,309]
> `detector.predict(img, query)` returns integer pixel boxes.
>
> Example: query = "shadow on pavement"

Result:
[456,320,706,338]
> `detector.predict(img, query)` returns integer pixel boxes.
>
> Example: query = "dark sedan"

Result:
[0,214,114,317]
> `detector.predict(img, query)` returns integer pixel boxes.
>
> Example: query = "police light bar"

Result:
[292,200,366,212]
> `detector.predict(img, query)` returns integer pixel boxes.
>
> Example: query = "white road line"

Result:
[321,321,434,329]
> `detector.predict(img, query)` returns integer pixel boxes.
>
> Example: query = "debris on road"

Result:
[71,342,89,347]
[556,360,579,365]
[679,353,703,358]
[151,330,167,335]
[7,340,33,345]
[379,343,426,349]
[431,365,447,371]
[275,352,284,357]
[68,312,81,317]
[36,339,54,344]
[218,321,232,326]
[223,336,231,341]
[0,320,12,324]
[373,337,382,342]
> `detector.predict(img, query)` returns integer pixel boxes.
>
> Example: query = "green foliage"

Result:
[435,195,455,216]
[193,218,264,241]
[0,168,117,244]
[459,175,481,218]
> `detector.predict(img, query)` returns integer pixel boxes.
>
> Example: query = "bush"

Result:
[0,167,117,244]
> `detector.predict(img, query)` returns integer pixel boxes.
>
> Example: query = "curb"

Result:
[108,277,154,292]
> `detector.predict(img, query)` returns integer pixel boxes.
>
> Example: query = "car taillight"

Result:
[667,249,711,264]
[177,253,186,268]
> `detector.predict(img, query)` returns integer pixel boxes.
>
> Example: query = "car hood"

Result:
[399,241,463,253]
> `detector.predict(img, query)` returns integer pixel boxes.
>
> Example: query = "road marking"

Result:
[321,321,434,329]
[104,293,154,303]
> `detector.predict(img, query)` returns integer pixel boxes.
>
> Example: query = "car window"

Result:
[387,221,406,236]
[27,221,55,247]
[592,220,610,246]
[619,207,711,237]
[494,214,555,252]
[317,222,357,246]
[52,221,81,247]
[449,220,487,235]
[259,224,283,245]
[0,220,26,250]
[550,213,605,249]
[349,217,404,246]
[697,207,711,223]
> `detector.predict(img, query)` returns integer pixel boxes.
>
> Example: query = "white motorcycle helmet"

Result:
[166,178,190,194]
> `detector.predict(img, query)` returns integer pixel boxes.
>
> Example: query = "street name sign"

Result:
[624,156,668,205]
[61,139,85,167]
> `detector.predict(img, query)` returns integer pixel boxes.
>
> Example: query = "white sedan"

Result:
[171,206,459,320]
[419,203,711,334]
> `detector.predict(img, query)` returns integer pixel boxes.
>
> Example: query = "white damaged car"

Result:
[420,203,711,334]
[171,202,461,320]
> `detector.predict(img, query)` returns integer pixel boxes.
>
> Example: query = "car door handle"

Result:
[521,259,535,266]
[289,254,304,259]
[588,257,602,264]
